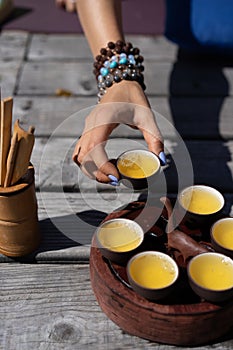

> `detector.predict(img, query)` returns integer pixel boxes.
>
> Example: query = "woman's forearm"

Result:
[76,0,124,57]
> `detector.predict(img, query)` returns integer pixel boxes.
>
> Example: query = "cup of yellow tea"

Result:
[178,185,225,226]
[127,251,179,300]
[211,218,233,259]
[187,252,233,302]
[117,149,161,190]
[95,218,144,265]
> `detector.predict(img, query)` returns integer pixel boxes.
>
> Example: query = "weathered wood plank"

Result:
[12,96,173,138]
[28,34,92,61]
[31,138,233,192]
[0,30,29,61]
[13,96,233,139]
[28,34,177,62]
[1,263,232,349]
[0,191,232,263]
[17,61,233,96]
[0,61,21,98]
[17,61,96,96]
[0,191,139,263]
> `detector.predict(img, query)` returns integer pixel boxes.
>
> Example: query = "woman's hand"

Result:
[72,80,165,185]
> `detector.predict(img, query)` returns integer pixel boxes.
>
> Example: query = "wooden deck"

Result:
[0,30,233,349]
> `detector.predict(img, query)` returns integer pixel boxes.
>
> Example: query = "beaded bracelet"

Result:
[93,40,145,102]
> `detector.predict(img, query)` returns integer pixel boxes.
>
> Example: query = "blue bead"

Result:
[100,67,109,76]
[129,59,136,65]
[128,54,134,60]
[120,53,127,58]
[111,55,118,61]
[109,61,118,69]
[119,57,128,65]
[104,60,110,68]
[98,75,103,82]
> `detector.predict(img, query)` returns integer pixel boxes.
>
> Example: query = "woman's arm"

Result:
[69,0,166,184]
[77,0,124,57]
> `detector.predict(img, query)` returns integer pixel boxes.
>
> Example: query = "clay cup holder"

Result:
[0,165,40,257]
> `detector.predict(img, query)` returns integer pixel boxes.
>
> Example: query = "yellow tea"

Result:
[179,186,223,215]
[212,219,233,249]
[189,253,233,290]
[117,150,160,179]
[98,220,142,252]
[129,253,177,289]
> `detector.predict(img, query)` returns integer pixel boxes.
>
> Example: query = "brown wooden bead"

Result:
[106,50,114,57]
[137,55,144,63]
[95,54,102,62]
[133,47,140,55]
[94,62,101,69]
[116,40,124,48]
[100,48,107,56]
[115,46,122,54]
[126,42,133,49]
[100,55,107,62]
[107,41,115,49]
[139,65,144,72]
[123,45,129,54]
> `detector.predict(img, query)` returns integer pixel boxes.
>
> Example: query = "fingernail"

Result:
[108,175,119,183]
[109,181,119,186]
[159,151,167,165]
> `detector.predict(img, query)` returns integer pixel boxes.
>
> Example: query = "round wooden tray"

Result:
[90,201,233,346]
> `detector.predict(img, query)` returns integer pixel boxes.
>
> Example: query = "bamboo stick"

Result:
[0,97,13,186]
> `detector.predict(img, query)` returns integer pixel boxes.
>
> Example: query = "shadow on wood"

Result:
[168,49,233,212]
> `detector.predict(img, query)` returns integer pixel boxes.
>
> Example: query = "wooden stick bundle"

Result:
[0,90,35,188]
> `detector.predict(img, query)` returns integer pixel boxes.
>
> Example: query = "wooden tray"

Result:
[90,200,233,346]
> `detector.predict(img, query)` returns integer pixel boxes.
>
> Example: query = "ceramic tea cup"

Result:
[127,251,179,300]
[178,185,225,227]
[211,218,233,259]
[117,149,161,190]
[95,218,144,265]
[187,252,233,302]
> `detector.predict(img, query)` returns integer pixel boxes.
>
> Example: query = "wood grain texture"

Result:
[0,191,232,264]
[17,61,233,96]
[0,30,28,61]
[0,191,139,263]
[0,97,13,185]
[12,96,233,139]
[0,61,22,98]
[8,120,35,185]
[1,263,233,350]
[30,137,233,192]
[28,34,177,62]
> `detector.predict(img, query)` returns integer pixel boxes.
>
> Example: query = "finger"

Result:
[99,161,119,181]
[142,130,167,165]
[91,144,119,182]
[134,106,165,156]
[95,169,113,183]
[72,142,82,166]
[142,129,164,155]
[65,0,76,12]
[73,142,119,184]
[79,158,119,184]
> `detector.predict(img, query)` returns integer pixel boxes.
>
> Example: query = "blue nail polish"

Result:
[159,151,167,165]
[109,181,119,186]
[108,175,119,183]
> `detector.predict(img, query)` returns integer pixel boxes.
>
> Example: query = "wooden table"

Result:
[1,31,233,349]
